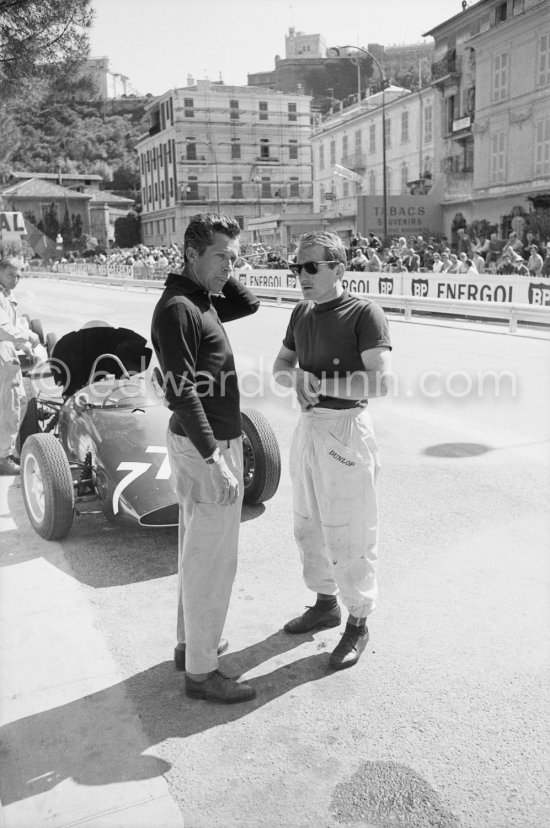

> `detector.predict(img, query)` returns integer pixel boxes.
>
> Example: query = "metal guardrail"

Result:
[27,271,550,333]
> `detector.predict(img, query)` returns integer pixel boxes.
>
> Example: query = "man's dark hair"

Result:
[183,213,241,258]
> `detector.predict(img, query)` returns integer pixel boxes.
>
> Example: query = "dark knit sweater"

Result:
[151,271,259,457]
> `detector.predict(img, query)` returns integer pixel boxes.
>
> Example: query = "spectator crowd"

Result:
[34,227,550,280]
[345,228,550,277]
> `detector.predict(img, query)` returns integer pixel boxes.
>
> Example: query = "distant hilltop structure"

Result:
[248,28,434,101]
[76,57,140,100]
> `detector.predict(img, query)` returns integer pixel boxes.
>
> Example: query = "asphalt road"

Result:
[3,276,550,828]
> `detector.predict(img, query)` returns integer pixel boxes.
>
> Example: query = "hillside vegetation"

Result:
[2,76,147,197]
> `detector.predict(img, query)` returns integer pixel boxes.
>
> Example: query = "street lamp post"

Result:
[328,45,388,244]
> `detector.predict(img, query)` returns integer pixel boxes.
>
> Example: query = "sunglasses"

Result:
[288,260,338,275]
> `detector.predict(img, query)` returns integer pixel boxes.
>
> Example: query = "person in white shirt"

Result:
[0,258,40,475]
[431,252,445,273]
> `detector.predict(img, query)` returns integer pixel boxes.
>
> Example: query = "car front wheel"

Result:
[21,434,75,540]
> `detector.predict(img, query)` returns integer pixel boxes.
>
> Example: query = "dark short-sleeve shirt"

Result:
[282,290,391,408]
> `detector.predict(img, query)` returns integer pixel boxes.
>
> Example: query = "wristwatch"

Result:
[205,447,222,465]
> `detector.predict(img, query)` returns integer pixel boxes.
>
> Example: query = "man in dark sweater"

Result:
[151,213,259,703]
[273,231,392,671]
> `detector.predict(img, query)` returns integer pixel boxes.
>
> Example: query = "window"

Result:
[400,163,408,194]
[319,183,325,202]
[330,140,336,165]
[446,95,457,133]
[167,141,172,163]
[259,101,268,120]
[355,130,362,151]
[343,180,349,197]
[186,176,199,199]
[172,217,176,232]
[184,97,194,117]
[342,135,348,157]
[534,118,550,176]
[492,52,509,103]
[231,138,241,159]
[160,181,165,200]
[169,178,173,197]
[152,150,156,170]
[260,139,270,159]
[537,33,550,88]
[288,102,297,121]
[142,187,146,204]
[369,170,376,195]
[140,154,145,173]
[148,185,152,202]
[490,131,507,183]
[384,118,391,148]
[159,145,164,166]
[261,176,271,198]
[424,105,433,144]
[230,99,239,120]
[185,138,196,161]
[495,1,507,24]
[289,178,299,197]
[232,177,243,198]
[319,144,324,170]
[169,97,174,124]
[154,183,158,201]
[369,124,376,153]
[401,111,409,143]
[289,139,298,160]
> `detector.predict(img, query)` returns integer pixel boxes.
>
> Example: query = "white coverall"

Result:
[0,290,29,460]
[289,405,380,618]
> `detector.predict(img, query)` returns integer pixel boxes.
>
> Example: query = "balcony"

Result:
[341,152,367,172]
[431,51,460,88]
[444,171,473,199]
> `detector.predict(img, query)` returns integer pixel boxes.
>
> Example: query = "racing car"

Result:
[19,323,281,540]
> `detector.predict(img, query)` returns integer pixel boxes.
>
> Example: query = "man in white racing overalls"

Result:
[273,232,392,669]
[0,258,39,475]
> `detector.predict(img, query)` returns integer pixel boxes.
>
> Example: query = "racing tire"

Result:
[241,408,281,505]
[46,332,58,357]
[30,318,45,345]
[16,378,40,456]
[21,433,75,540]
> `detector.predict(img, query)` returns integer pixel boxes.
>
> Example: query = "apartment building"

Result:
[310,85,437,239]
[424,0,549,238]
[137,80,313,246]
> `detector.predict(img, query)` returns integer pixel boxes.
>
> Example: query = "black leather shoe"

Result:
[284,604,341,634]
[185,670,256,704]
[174,638,229,671]
[329,626,369,670]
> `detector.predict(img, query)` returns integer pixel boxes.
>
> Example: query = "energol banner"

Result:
[235,269,550,306]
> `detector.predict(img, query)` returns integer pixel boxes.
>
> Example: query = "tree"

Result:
[114,212,141,248]
[36,202,59,239]
[0,0,93,100]
[60,207,73,247]
[71,212,82,240]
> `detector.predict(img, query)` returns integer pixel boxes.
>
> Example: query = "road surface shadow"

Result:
[2,484,266,588]
[424,442,491,458]
[0,630,327,805]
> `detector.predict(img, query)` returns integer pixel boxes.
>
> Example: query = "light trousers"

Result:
[0,362,27,459]
[167,429,244,675]
[289,406,381,619]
